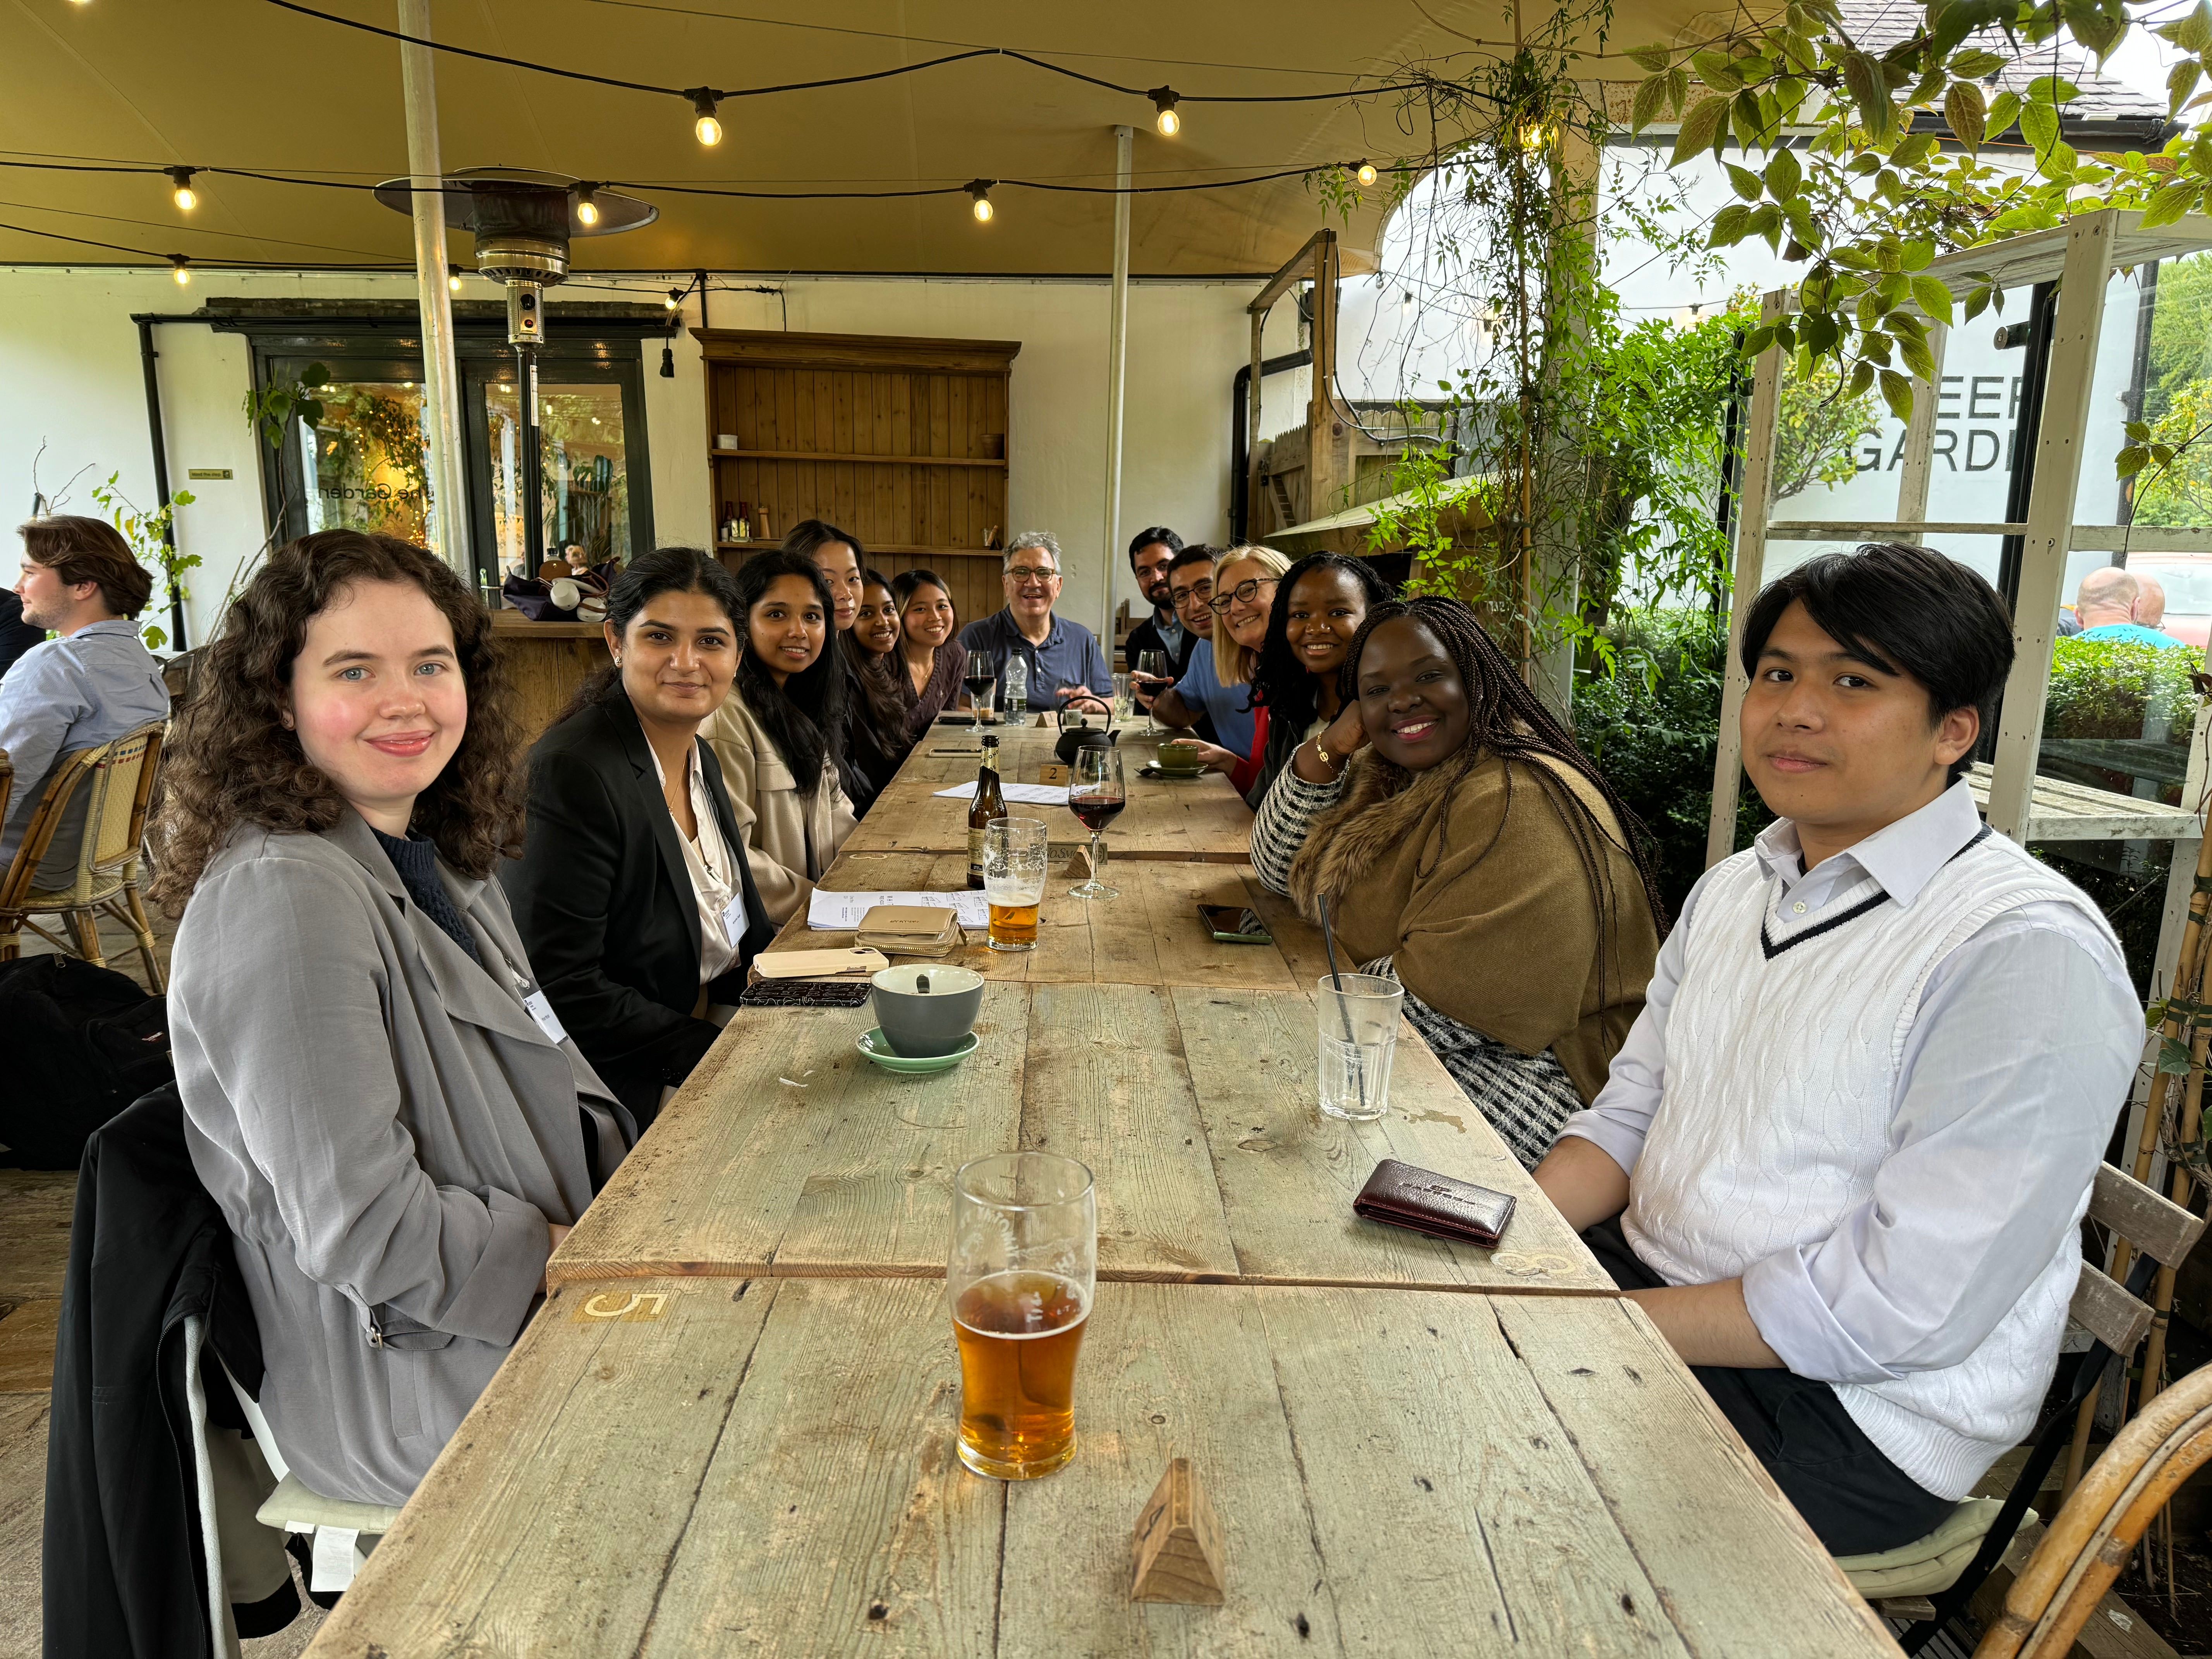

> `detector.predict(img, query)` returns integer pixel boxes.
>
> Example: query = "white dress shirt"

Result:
[646,740,744,986]
[1560,782,2141,1388]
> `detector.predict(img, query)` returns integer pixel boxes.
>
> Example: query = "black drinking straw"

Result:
[1317,891,1367,1115]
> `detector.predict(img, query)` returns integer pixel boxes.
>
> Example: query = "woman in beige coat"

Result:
[701,548,859,924]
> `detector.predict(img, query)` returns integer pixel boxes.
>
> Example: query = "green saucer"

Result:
[857,1027,979,1073]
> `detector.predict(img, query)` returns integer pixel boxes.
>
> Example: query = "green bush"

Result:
[1573,607,1772,914]
[2043,636,2200,742]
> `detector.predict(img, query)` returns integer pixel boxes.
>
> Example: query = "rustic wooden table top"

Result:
[846,723,1254,862]
[550,982,1611,1295]
[768,851,1331,990]
[306,1275,1899,1659]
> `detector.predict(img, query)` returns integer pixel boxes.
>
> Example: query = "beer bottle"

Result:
[967,736,1005,890]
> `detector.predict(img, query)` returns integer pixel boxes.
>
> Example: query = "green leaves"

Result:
[1709,203,1753,247]
[1726,161,1765,200]
[1910,273,1955,325]
[2018,98,2061,158]
[1764,146,1803,199]
[1841,50,1896,144]
[2169,59,2202,119]
[1623,43,1674,73]
[1630,72,1671,131]
[1944,79,1987,148]
[2139,174,2203,227]
[1673,93,1731,165]
[1879,368,1917,421]
[1987,89,2021,138]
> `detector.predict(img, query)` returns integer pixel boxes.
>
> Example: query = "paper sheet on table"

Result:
[931,780,1071,805]
[807,889,992,930]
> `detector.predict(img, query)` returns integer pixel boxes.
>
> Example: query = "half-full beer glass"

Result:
[949,1152,1095,1479]
[983,817,1049,951]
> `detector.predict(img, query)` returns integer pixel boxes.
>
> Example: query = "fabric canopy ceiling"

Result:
[0,0,1747,277]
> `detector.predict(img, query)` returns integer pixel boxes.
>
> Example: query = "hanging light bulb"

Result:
[167,166,198,212]
[1400,290,1415,313]
[688,88,723,146]
[1149,87,1181,136]
[966,180,995,223]
[447,263,463,294]
[665,287,683,311]
[575,183,599,227]
[170,254,191,286]
[1355,160,1378,187]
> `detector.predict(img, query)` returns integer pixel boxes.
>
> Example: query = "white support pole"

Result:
[399,0,471,580]
[1100,124,1133,652]
[1895,321,1949,527]
[1986,211,2118,840]
[1704,290,1788,869]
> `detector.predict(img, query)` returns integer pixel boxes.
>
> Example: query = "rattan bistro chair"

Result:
[1972,1360,2212,1659]
[1839,1163,2205,1653]
[0,721,167,989]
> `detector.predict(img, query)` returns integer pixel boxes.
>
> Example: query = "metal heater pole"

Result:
[518,346,543,571]
[1099,125,1133,652]
[398,0,472,581]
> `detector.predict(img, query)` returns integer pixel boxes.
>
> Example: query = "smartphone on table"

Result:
[1198,904,1273,945]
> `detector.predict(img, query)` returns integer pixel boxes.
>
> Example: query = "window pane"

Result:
[297,380,437,548]
[483,381,632,577]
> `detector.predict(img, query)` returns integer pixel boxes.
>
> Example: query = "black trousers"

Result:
[1583,1218,1958,1556]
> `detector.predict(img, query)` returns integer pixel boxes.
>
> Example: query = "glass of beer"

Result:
[982,816,1049,952]
[949,1151,1095,1479]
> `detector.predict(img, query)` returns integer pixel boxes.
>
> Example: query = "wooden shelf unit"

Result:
[698,328,1019,627]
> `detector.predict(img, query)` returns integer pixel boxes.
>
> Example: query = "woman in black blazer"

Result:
[504,548,776,1126]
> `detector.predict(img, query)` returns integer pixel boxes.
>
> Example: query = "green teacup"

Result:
[1154,741,1206,776]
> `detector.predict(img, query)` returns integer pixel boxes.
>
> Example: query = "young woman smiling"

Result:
[1150,543,1288,795]
[891,567,965,735]
[787,519,901,812]
[504,547,776,1127]
[838,566,916,792]
[699,548,858,924]
[1251,594,1664,1169]
[155,531,634,1507]
[1240,552,1392,806]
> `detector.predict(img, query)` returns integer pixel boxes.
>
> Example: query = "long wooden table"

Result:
[847,718,1255,861]
[768,852,1331,989]
[550,984,1611,1295]
[306,698,1903,1657]
[308,1277,1897,1658]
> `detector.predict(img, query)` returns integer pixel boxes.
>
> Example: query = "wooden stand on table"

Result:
[1131,1457,1225,1605]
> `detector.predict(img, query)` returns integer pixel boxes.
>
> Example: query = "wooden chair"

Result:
[1839,1163,2204,1652]
[1972,1360,2212,1659]
[0,721,167,989]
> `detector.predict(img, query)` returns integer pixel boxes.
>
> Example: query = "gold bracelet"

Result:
[1310,736,1336,769]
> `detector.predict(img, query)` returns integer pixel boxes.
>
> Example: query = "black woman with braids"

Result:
[1250,594,1664,1168]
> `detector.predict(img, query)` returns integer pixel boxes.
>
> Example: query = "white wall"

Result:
[0,266,1260,652]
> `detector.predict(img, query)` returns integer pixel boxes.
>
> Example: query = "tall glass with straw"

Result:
[1316,892,1400,1120]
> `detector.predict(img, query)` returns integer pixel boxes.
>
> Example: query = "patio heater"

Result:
[374,168,654,572]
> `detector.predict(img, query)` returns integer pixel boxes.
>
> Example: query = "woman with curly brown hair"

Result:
[155,530,634,1508]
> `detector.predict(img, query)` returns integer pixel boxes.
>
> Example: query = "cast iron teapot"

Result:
[1054,705,1120,768]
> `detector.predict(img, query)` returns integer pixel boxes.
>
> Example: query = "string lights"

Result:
[575,182,601,226]
[167,166,198,211]
[664,286,683,310]
[688,89,723,146]
[169,254,190,285]
[965,180,994,223]
[1355,160,1377,187]
[448,263,464,292]
[1149,88,1181,136]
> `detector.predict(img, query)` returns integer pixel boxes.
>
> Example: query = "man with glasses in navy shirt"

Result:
[958,531,1113,714]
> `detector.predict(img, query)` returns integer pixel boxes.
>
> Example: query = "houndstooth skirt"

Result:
[1364,955,1585,1171]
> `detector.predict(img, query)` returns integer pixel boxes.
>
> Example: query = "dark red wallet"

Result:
[1352,1158,1516,1248]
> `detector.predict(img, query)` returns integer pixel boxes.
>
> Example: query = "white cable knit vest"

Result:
[1623,828,2118,1499]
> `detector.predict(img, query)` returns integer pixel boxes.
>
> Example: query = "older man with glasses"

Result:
[958,531,1113,713]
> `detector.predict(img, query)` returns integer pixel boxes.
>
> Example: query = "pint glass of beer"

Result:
[949,1151,1095,1479]
[982,817,1049,953]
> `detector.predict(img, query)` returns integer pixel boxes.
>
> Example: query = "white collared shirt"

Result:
[646,740,744,986]
[1560,781,2140,1386]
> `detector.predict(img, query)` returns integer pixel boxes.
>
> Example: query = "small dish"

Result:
[857,1027,979,1073]
[1137,764,1209,781]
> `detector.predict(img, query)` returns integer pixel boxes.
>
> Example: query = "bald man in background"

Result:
[2132,574,2171,634]
[2071,567,2185,647]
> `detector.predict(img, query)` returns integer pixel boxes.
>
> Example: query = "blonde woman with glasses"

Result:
[1150,543,1289,795]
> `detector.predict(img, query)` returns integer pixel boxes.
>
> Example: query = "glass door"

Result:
[463,353,652,585]
[263,353,443,554]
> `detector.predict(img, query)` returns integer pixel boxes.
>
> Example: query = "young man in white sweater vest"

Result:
[1535,543,2140,1556]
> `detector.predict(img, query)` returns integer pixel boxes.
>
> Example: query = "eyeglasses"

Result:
[1209,576,1279,614]
[1006,565,1061,584]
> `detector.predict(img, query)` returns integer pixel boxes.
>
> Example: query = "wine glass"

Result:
[964,648,997,737]
[1133,650,1168,735]
[1066,746,1126,901]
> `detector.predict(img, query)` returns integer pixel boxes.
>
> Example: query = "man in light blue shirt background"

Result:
[1,517,171,883]
[2069,565,2189,648]
[958,531,1112,711]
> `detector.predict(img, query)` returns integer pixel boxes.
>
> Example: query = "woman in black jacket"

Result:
[503,547,775,1125]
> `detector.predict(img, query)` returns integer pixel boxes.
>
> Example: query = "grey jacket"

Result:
[173,810,633,1506]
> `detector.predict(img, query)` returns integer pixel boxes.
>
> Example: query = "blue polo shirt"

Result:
[2077,622,2190,649]
[1173,644,1257,759]
[959,608,1113,706]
